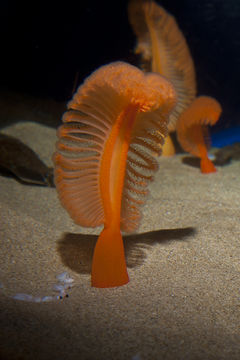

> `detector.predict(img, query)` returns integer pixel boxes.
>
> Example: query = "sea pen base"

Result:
[91,227,129,288]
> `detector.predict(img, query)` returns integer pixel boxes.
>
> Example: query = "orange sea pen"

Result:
[176,96,222,173]
[53,62,176,288]
[128,0,196,155]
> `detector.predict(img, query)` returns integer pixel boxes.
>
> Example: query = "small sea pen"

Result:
[176,96,222,173]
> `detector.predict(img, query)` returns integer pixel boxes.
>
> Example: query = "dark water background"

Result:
[1,0,240,132]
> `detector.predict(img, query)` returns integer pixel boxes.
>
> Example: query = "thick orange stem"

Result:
[200,156,216,174]
[91,227,129,288]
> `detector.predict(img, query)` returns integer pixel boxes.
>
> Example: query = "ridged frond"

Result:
[121,108,168,232]
[54,107,109,227]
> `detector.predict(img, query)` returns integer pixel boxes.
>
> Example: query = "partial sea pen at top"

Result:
[53,62,176,288]
[128,0,196,155]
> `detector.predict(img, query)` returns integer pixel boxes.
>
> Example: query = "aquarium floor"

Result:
[0,122,240,360]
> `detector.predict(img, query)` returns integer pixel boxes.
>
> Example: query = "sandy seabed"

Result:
[0,121,239,360]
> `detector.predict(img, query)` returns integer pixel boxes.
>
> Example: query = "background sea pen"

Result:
[128,0,196,134]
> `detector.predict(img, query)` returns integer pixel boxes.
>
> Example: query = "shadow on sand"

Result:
[57,227,196,274]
